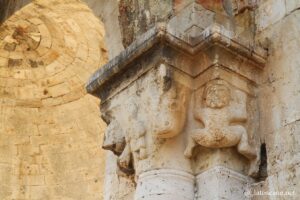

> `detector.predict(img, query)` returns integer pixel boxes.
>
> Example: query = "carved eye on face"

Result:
[203,80,231,108]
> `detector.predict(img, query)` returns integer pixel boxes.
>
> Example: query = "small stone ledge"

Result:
[86,23,267,97]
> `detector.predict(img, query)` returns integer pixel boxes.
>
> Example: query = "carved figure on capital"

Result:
[101,101,146,175]
[100,65,189,175]
[149,64,188,139]
[184,79,258,175]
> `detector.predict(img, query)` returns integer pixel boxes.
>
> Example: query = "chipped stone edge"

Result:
[196,165,255,183]
[138,169,195,182]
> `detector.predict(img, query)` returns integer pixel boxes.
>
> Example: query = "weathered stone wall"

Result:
[0,0,107,199]
[254,0,300,197]
[83,0,124,59]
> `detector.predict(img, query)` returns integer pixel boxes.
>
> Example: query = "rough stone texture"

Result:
[115,0,258,48]
[118,0,173,47]
[0,0,107,199]
[253,1,300,199]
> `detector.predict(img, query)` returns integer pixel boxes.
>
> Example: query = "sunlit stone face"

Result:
[204,80,231,109]
[145,64,188,139]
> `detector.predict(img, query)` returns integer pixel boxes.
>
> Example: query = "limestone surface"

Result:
[0,0,107,199]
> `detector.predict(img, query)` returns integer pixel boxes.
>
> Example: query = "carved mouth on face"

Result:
[102,140,126,156]
[102,143,116,152]
[117,157,135,175]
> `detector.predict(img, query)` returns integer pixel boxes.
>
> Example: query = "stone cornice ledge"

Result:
[86,23,267,96]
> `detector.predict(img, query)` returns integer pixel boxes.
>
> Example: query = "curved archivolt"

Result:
[0,0,107,105]
[0,0,107,199]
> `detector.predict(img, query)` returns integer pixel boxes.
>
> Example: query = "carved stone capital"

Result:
[99,64,190,176]
[87,3,267,199]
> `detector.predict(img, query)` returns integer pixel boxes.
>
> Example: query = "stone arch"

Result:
[0,0,108,199]
[0,0,124,59]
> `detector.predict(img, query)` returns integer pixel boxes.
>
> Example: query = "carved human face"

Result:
[204,80,230,109]
[150,65,188,139]
[102,112,126,156]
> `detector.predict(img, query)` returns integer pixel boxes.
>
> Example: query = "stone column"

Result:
[87,1,267,200]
